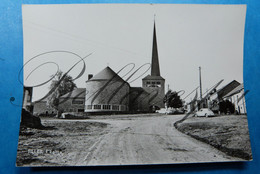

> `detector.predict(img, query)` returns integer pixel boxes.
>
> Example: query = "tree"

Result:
[219,100,235,114]
[163,90,183,109]
[47,71,77,116]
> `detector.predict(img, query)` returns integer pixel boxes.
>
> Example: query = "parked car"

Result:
[156,108,184,115]
[60,112,89,119]
[165,108,176,115]
[156,108,176,114]
[194,108,214,117]
[61,112,71,119]
[156,108,167,114]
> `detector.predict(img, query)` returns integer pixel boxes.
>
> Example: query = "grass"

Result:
[175,114,252,160]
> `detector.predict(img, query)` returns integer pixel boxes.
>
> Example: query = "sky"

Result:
[21,4,246,102]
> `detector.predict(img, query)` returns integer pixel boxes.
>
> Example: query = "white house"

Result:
[223,84,247,114]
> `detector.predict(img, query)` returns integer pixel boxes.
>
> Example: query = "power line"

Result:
[24,20,151,59]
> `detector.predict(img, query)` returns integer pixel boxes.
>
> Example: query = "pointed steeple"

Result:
[142,18,165,108]
[151,21,161,76]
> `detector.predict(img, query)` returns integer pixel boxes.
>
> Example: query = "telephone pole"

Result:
[199,66,202,100]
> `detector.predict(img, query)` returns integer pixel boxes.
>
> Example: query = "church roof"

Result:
[130,87,146,92]
[60,88,86,99]
[151,22,161,76]
[142,75,165,80]
[142,21,165,81]
[88,66,125,82]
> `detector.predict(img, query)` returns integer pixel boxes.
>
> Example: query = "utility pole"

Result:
[199,66,202,100]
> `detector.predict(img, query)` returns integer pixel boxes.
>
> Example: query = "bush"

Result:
[21,109,43,129]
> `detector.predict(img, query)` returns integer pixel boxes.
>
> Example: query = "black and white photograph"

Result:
[16,4,252,166]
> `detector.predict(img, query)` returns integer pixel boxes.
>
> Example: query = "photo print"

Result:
[17,4,252,166]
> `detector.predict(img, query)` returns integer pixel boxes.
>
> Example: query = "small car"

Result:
[61,112,71,119]
[165,108,176,115]
[156,108,176,114]
[156,108,167,114]
[194,108,214,117]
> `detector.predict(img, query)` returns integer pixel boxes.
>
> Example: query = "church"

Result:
[57,22,166,114]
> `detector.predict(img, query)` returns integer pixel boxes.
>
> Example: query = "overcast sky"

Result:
[21,4,246,102]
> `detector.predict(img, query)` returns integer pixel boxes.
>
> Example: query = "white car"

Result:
[156,108,175,114]
[155,108,181,115]
[194,108,214,117]
[61,112,71,118]
[156,108,166,114]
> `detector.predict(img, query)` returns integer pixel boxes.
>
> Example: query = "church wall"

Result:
[85,80,130,112]
[143,87,165,108]
[129,88,150,112]
[142,78,165,108]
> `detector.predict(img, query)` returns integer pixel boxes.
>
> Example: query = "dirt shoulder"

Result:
[16,118,110,166]
[174,114,252,160]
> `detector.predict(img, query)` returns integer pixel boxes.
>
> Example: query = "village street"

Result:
[67,114,241,165]
[17,114,243,166]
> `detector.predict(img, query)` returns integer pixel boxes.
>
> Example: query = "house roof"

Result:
[217,80,240,99]
[32,100,47,104]
[88,66,125,82]
[60,88,86,99]
[223,84,244,98]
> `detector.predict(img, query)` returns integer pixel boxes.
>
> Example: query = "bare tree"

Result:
[47,71,77,116]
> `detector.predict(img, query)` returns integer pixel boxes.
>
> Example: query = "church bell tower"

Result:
[142,21,165,108]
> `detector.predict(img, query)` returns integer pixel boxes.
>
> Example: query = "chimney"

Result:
[88,74,93,80]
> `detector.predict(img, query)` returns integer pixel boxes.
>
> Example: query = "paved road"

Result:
[78,114,240,165]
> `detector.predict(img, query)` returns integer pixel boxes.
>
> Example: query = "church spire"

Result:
[151,21,161,76]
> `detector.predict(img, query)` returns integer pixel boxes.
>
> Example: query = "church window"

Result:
[156,82,161,84]
[152,82,155,84]
[112,105,119,111]
[103,105,111,110]
[146,82,150,84]
[94,105,101,109]
[86,105,92,109]
[120,105,126,111]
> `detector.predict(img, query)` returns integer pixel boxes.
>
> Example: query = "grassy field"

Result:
[175,114,252,160]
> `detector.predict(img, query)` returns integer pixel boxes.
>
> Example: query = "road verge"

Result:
[174,115,252,160]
